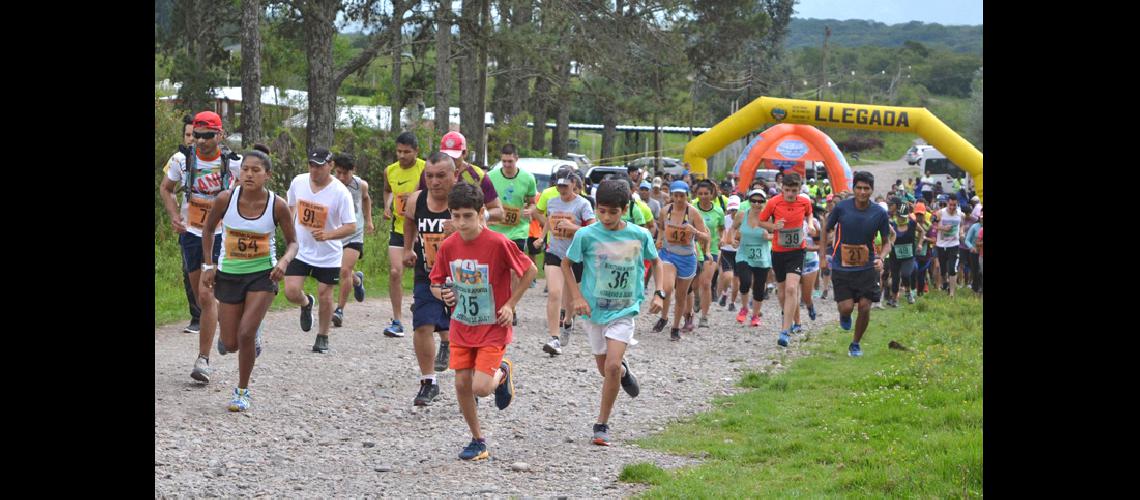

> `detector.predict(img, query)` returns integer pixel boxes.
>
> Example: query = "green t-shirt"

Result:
[488,167,537,240]
[565,222,658,325]
[620,199,651,226]
[694,200,726,255]
[536,186,559,213]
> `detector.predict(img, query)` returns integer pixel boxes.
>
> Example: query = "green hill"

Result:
[785,18,982,54]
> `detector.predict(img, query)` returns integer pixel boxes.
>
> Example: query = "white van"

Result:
[487,157,578,191]
[920,149,971,192]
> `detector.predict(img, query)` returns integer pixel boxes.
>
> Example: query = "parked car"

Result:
[752,168,780,186]
[487,157,578,191]
[565,153,593,172]
[905,144,935,165]
[584,166,632,198]
[627,156,684,177]
[919,148,971,192]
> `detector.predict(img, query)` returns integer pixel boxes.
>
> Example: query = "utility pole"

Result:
[818,26,830,101]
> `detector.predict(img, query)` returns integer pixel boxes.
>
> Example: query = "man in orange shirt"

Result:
[756,172,814,348]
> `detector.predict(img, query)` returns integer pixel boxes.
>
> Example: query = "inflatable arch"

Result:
[731,124,853,195]
[683,97,984,201]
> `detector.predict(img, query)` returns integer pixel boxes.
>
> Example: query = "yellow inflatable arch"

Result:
[683,97,983,202]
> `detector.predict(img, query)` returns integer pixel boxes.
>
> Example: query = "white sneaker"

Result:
[190,356,211,383]
[543,338,563,356]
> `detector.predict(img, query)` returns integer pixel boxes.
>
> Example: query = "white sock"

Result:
[421,374,437,384]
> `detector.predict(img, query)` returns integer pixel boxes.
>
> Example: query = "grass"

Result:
[620,293,983,497]
[154,226,549,328]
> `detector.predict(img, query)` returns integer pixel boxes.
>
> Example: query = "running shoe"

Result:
[736,306,749,324]
[750,314,761,328]
[698,316,710,328]
[812,289,822,299]
[190,355,211,383]
[620,359,639,398]
[383,319,405,338]
[848,342,863,357]
[727,302,736,312]
[300,293,315,332]
[652,317,668,333]
[778,330,790,347]
[312,335,330,354]
[808,305,817,321]
[821,289,829,299]
[592,423,611,446]
[414,379,440,406]
[353,271,365,302]
[670,328,681,341]
[682,314,695,333]
[791,323,803,335]
[693,294,701,313]
[839,315,852,330]
[494,360,514,410]
[907,290,916,304]
[719,294,727,307]
[543,337,563,356]
[228,388,251,412]
[459,438,489,460]
[561,320,573,346]
[184,320,200,334]
[434,342,450,371]
[217,334,229,356]
[331,307,344,327]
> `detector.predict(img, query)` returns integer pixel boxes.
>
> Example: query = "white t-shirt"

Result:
[165,149,242,237]
[936,208,963,248]
[920,177,934,192]
[287,174,357,268]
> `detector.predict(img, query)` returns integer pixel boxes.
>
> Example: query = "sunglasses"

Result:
[193,131,218,140]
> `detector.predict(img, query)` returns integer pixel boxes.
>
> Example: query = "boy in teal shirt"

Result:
[564,180,664,447]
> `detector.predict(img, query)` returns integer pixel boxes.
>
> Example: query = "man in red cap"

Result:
[159,110,243,384]
[415,131,504,224]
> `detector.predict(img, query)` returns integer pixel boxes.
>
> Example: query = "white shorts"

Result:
[583,316,638,355]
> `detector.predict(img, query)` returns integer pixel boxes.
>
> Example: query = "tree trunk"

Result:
[458,0,483,164]
[391,15,403,133]
[240,0,262,148]
[435,0,452,135]
[601,108,617,164]
[551,61,571,159]
[530,76,549,151]
[301,0,340,151]
[653,112,661,171]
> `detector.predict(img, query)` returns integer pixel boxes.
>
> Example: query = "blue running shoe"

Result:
[791,323,803,335]
[494,359,514,410]
[840,315,852,330]
[383,319,405,338]
[778,331,790,347]
[458,439,489,461]
[228,388,251,412]
[808,306,817,321]
[353,271,365,302]
[848,342,863,357]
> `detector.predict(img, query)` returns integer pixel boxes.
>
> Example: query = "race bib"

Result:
[394,193,410,217]
[224,228,271,259]
[942,223,959,239]
[503,206,521,226]
[841,243,870,267]
[595,260,636,311]
[188,197,213,229]
[894,243,914,259]
[421,233,444,270]
[297,199,329,231]
[664,222,693,245]
[451,260,496,326]
[748,246,766,261]
[778,227,804,248]
[549,213,575,239]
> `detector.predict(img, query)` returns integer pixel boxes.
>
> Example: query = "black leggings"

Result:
[890,257,915,295]
[734,261,770,300]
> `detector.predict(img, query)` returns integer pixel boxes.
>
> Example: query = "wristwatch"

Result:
[655,290,667,300]
[201,264,216,271]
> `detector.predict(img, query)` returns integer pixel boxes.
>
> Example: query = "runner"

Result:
[418,131,505,223]
[755,172,813,348]
[381,132,426,337]
[402,152,459,404]
[936,194,964,297]
[431,182,537,461]
[562,180,663,446]
[963,206,983,296]
[691,180,726,328]
[730,189,772,328]
[821,171,892,358]
[717,196,741,311]
[487,143,538,326]
[650,181,711,341]
[533,172,595,355]
[791,213,822,328]
[158,110,243,383]
[166,114,203,334]
[888,203,918,306]
[200,148,299,411]
[284,148,357,354]
[331,153,373,328]
[912,203,933,297]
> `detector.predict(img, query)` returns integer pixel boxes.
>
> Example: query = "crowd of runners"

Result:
[160,111,983,460]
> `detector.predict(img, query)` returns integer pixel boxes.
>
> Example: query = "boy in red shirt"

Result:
[431,183,538,461]
[757,172,814,347]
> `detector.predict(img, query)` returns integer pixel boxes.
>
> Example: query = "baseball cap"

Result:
[439,131,467,159]
[652,177,663,188]
[914,202,927,213]
[670,180,690,194]
[726,198,740,211]
[639,181,652,190]
[308,147,332,165]
[192,111,223,130]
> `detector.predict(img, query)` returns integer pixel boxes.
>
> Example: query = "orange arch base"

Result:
[732,124,853,194]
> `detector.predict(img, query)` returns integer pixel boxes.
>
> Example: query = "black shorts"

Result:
[179,232,223,274]
[719,250,736,272]
[285,259,341,285]
[214,269,278,304]
[937,246,960,276]
[526,236,542,256]
[832,268,882,303]
[389,231,405,248]
[343,242,364,258]
[771,249,806,282]
[412,282,450,332]
[513,238,526,253]
[544,252,583,283]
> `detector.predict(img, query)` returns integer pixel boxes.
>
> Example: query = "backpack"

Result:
[184,144,239,196]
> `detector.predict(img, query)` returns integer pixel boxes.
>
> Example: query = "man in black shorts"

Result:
[821,171,892,358]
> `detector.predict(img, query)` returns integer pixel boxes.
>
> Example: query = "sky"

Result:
[793,0,983,26]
